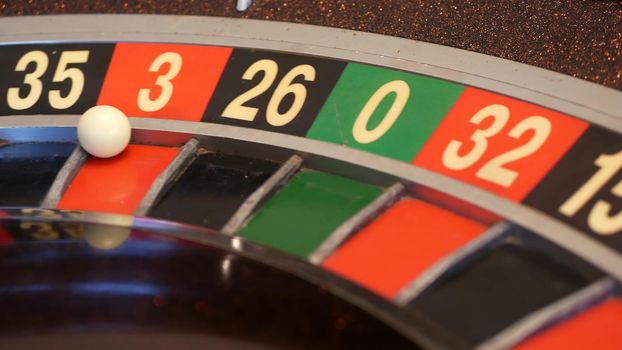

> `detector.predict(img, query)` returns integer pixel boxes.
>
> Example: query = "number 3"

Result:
[137,52,183,112]
[7,51,48,110]
[442,104,551,187]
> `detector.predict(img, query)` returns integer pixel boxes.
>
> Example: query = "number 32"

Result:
[442,104,552,188]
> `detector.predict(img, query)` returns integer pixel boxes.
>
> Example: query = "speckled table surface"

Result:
[1,0,621,90]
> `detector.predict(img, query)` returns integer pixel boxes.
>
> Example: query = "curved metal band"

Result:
[0,14,620,133]
[1,115,620,284]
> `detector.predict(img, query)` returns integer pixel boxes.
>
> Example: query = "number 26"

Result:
[221,59,316,126]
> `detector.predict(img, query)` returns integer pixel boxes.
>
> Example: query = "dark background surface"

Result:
[1,1,621,91]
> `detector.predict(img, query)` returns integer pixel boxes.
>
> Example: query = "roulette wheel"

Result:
[0,1,621,349]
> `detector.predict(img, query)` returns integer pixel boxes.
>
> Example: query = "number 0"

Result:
[352,80,410,144]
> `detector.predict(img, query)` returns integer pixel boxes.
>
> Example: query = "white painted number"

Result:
[477,116,551,187]
[443,104,509,171]
[442,104,552,187]
[222,59,316,126]
[49,51,90,109]
[7,51,49,110]
[7,50,90,110]
[222,59,278,121]
[137,52,183,112]
[560,151,622,235]
[266,64,315,126]
[352,80,410,144]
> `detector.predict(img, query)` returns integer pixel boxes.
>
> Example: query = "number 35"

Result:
[7,50,90,110]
